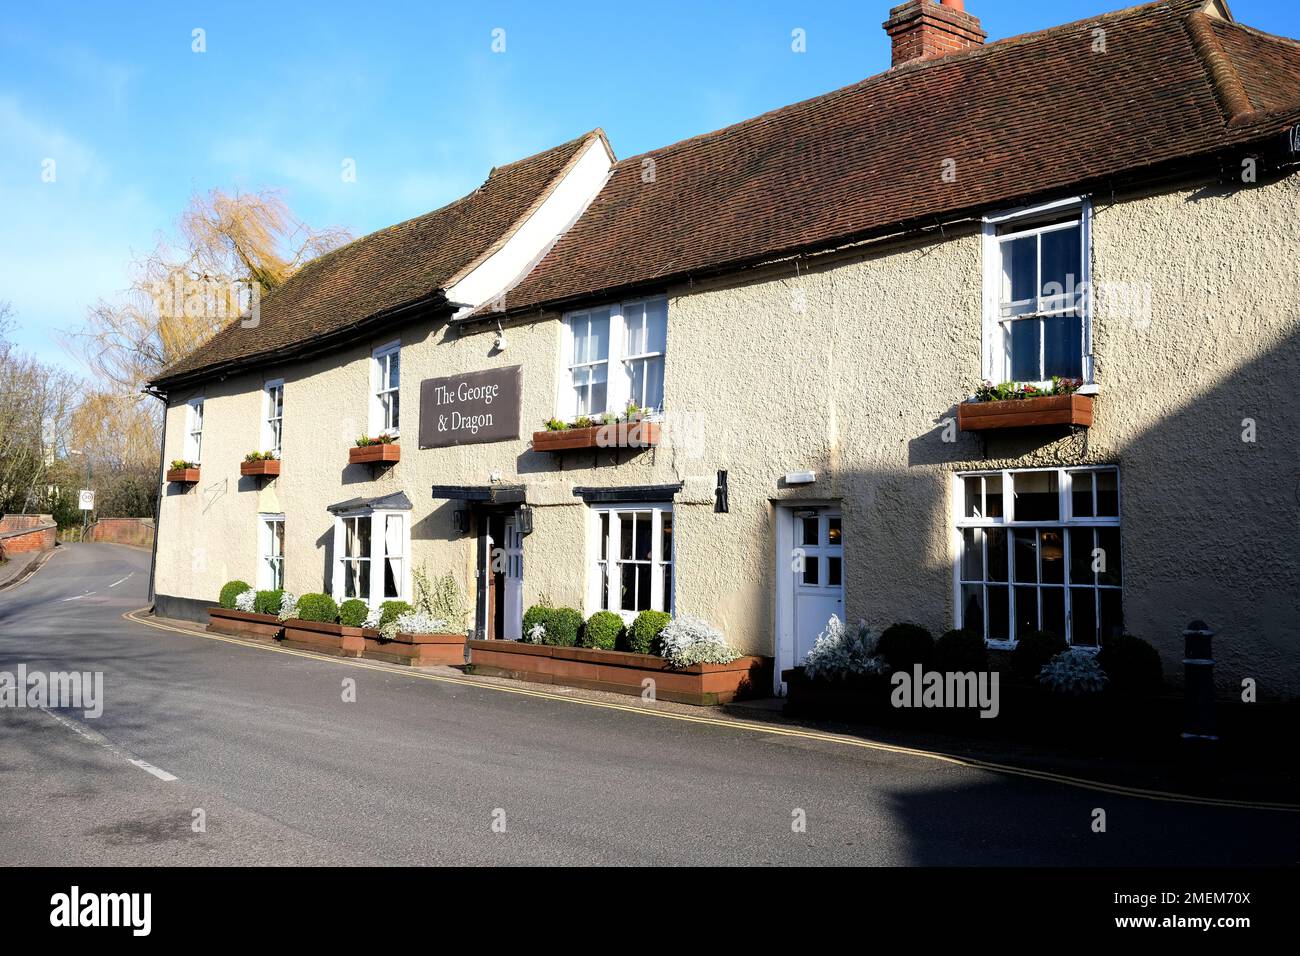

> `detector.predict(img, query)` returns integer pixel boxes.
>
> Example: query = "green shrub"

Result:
[625,610,671,655]
[543,608,583,647]
[1097,633,1163,695]
[1010,630,1068,684]
[219,580,252,610]
[582,611,624,650]
[875,623,934,672]
[253,589,284,616]
[379,600,413,631]
[933,628,988,672]
[338,599,370,628]
[295,593,339,624]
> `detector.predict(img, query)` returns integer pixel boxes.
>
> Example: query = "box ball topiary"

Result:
[543,608,583,647]
[523,604,551,638]
[875,623,935,672]
[933,628,989,672]
[582,611,624,650]
[379,600,413,630]
[1096,633,1162,695]
[338,598,370,628]
[253,589,284,616]
[294,593,339,624]
[625,609,671,655]
[219,580,252,610]
[1010,629,1068,684]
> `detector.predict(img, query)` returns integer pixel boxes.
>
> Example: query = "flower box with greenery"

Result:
[531,403,662,453]
[207,581,285,640]
[280,593,365,657]
[240,451,280,477]
[468,608,770,705]
[348,434,400,465]
[957,376,1092,432]
[782,617,1174,750]
[166,460,200,483]
[357,570,470,666]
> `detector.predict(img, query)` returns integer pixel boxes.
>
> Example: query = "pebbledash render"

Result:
[148,0,1300,698]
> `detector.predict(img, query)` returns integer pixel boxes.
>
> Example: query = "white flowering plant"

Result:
[233,588,257,613]
[657,616,740,668]
[803,615,887,680]
[276,591,299,623]
[525,622,546,644]
[1038,650,1109,695]
[380,609,448,642]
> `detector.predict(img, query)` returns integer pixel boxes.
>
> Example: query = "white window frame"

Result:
[586,503,673,621]
[262,379,284,457]
[184,398,204,464]
[982,196,1093,386]
[370,341,400,437]
[560,296,667,421]
[330,509,410,607]
[952,465,1121,650]
[258,514,285,591]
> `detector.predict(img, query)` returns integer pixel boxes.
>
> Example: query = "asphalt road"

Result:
[0,542,1296,866]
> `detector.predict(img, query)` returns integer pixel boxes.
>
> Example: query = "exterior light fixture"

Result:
[516,506,534,536]
[784,471,816,485]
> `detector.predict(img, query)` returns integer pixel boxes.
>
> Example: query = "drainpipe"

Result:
[144,388,168,607]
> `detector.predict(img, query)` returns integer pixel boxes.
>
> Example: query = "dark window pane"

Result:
[600,513,609,560]
[1043,314,1083,379]
[634,513,652,561]
[1072,471,1094,518]
[987,528,1008,583]
[984,474,1004,518]
[828,557,842,587]
[961,528,983,581]
[1010,319,1040,381]
[1071,587,1097,647]
[620,514,634,561]
[636,564,651,611]
[1099,589,1123,645]
[1069,528,1095,585]
[963,476,983,518]
[1039,224,1081,304]
[828,517,841,545]
[1013,471,1059,521]
[662,564,672,613]
[1041,587,1065,643]
[1039,529,1065,584]
[599,564,608,610]
[1001,235,1037,313]
[800,517,818,547]
[661,514,672,561]
[620,564,637,611]
[1096,527,1122,586]
[1096,469,1119,517]
[1013,529,1038,583]
[961,584,985,636]
[1014,586,1039,639]
[987,585,1010,641]
[803,557,819,586]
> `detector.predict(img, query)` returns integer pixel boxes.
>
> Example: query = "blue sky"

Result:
[2,0,1296,371]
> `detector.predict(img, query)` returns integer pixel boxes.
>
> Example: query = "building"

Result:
[148,0,1300,697]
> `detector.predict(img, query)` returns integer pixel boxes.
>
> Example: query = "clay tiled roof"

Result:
[152,131,603,386]
[493,0,1300,316]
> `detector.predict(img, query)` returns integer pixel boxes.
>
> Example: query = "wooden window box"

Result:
[532,421,661,453]
[240,459,281,477]
[957,394,1093,432]
[349,443,400,465]
[166,467,201,484]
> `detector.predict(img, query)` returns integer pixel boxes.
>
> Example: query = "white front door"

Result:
[502,517,524,640]
[792,510,844,665]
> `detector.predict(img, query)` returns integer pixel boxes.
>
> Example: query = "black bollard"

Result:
[1181,620,1218,743]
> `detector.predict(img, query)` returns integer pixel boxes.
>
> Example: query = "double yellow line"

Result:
[123,607,1300,814]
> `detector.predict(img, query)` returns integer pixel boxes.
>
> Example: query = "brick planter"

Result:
[166,467,201,484]
[207,607,283,641]
[467,640,770,705]
[957,394,1093,432]
[282,619,365,657]
[362,631,467,666]
[349,444,400,465]
[240,459,281,477]
[532,421,660,452]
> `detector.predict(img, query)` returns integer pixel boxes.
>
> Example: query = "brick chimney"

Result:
[884,0,987,67]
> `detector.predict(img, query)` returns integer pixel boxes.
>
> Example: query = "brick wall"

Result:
[89,517,156,549]
[0,515,57,560]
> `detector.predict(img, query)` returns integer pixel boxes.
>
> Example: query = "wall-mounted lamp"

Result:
[784,470,816,486]
[516,506,534,536]
[715,470,729,513]
[452,509,470,535]
[493,319,509,352]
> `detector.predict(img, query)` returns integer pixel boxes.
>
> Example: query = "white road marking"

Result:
[109,573,133,588]
[61,591,96,602]
[38,708,178,783]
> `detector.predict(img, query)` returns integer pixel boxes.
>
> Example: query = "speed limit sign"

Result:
[78,490,95,511]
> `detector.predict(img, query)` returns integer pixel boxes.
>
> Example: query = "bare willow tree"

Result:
[68,188,350,392]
